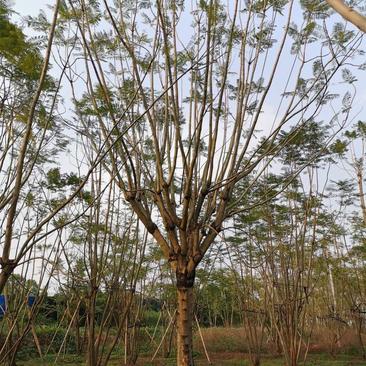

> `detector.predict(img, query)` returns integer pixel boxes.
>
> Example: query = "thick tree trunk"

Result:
[177,286,194,366]
[0,265,15,294]
[0,273,7,294]
[175,265,196,366]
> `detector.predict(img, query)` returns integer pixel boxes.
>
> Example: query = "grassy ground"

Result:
[13,326,366,365]
[17,353,366,366]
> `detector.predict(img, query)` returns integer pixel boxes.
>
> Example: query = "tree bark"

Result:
[175,264,196,366]
[356,167,366,225]
[0,267,13,296]
[87,292,97,366]
[177,286,195,366]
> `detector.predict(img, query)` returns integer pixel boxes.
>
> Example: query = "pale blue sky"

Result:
[13,0,51,16]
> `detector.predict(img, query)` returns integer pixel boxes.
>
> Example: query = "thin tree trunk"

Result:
[31,322,42,358]
[74,310,81,354]
[87,292,97,366]
[356,168,366,225]
[356,317,366,359]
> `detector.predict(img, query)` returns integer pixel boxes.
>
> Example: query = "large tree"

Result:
[52,0,363,364]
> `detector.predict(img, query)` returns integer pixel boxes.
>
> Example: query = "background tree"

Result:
[0,0,63,291]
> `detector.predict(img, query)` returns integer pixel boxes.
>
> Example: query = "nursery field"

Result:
[11,326,366,366]
[17,353,366,366]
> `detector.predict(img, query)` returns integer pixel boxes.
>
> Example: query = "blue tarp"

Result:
[0,294,6,317]
[27,294,36,308]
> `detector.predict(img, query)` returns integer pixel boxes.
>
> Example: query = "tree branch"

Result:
[326,0,366,33]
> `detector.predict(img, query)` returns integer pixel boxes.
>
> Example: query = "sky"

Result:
[10,0,366,220]
[13,0,50,17]
[7,0,366,289]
